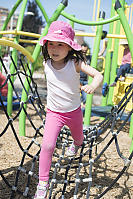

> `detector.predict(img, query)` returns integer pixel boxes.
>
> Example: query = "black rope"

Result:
[0,56,133,199]
[95,151,133,199]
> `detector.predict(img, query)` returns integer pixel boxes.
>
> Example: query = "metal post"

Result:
[115,0,133,152]
[101,0,116,106]
[84,13,104,127]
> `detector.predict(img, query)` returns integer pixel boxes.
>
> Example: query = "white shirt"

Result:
[44,59,81,112]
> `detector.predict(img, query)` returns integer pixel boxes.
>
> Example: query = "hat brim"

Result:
[39,33,81,51]
[119,39,128,45]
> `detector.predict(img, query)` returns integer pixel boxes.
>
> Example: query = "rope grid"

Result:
[0,56,133,199]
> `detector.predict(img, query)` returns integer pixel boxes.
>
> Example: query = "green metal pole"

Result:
[130,141,133,153]
[19,0,68,136]
[129,114,133,152]
[7,0,28,116]
[84,16,103,127]
[107,22,121,105]
[0,0,23,71]
[101,0,116,106]
[35,0,49,23]
[115,0,133,152]
[107,0,125,105]
[61,11,120,26]
[115,0,133,58]
[0,0,23,91]
[69,15,75,28]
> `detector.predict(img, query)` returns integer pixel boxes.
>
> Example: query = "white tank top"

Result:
[44,59,81,113]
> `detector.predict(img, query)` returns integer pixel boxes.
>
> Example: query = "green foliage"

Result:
[18,45,43,71]
[0,46,7,57]
[25,45,43,71]
[21,0,45,47]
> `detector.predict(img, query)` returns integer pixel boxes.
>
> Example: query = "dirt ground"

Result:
[0,74,133,199]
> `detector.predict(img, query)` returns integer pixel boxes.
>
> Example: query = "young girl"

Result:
[34,20,103,199]
[110,39,131,87]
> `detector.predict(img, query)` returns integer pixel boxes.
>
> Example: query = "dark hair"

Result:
[81,43,89,48]
[101,31,107,40]
[42,41,86,63]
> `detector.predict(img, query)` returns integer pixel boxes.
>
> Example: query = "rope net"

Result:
[0,56,133,199]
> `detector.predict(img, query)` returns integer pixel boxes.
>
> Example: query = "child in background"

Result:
[80,43,91,105]
[34,21,103,199]
[0,71,8,101]
[110,39,131,87]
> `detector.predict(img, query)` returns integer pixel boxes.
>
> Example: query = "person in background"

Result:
[0,71,8,101]
[110,39,131,87]
[80,43,91,106]
[98,40,108,57]
[81,43,91,65]
[34,21,103,199]
[98,31,108,57]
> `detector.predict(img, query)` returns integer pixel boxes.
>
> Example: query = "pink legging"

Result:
[39,106,84,181]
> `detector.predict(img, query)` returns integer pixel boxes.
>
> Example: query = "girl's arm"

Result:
[76,61,103,94]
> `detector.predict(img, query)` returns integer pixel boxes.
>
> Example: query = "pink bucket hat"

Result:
[39,21,81,51]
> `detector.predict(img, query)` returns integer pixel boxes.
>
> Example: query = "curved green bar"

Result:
[19,1,67,136]
[35,0,49,23]
[61,10,120,26]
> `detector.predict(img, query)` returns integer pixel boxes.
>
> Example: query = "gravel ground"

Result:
[0,73,133,199]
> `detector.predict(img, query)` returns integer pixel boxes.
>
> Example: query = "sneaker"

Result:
[66,142,80,157]
[110,82,117,87]
[34,183,49,199]
[119,77,125,81]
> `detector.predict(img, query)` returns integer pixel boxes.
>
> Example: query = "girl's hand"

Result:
[81,84,95,94]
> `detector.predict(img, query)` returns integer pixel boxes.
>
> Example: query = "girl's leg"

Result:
[67,106,84,146]
[117,65,123,77]
[39,110,64,181]
[115,66,123,82]
[122,63,131,76]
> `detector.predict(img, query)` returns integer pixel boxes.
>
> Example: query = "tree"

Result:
[21,0,45,46]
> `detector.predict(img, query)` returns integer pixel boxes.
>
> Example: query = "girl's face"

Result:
[47,41,71,62]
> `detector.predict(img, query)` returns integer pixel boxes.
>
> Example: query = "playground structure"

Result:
[0,56,133,198]
[0,0,133,198]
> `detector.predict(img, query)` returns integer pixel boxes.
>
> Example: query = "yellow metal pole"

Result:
[0,39,34,63]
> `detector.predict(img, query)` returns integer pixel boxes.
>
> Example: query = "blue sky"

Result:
[0,0,133,51]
